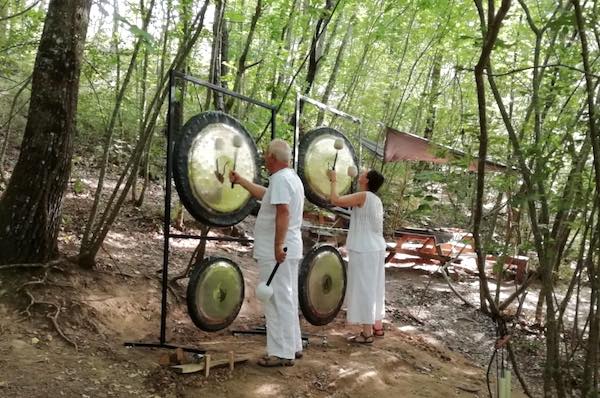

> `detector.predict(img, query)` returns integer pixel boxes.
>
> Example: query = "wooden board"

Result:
[171,355,251,374]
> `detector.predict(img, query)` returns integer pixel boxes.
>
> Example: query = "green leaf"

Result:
[226,11,246,23]
[116,14,154,44]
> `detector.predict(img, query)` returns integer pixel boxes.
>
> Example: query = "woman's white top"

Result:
[346,191,387,252]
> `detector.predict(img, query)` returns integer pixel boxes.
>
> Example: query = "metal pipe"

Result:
[160,70,176,345]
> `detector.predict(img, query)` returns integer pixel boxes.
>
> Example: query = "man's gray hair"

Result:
[268,139,291,163]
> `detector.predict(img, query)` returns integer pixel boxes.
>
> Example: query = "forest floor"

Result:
[0,159,548,397]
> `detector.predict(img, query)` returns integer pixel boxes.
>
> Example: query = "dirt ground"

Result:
[0,168,541,397]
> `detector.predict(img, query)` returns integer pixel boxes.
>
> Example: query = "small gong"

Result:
[298,245,347,326]
[186,257,245,332]
[173,111,259,227]
[297,127,358,209]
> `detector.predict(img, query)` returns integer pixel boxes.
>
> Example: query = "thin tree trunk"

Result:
[572,1,600,394]
[423,53,442,140]
[81,0,156,253]
[0,0,92,264]
[471,0,511,316]
[0,74,32,183]
[316,15,353,126]
[225,0,263,113]
[79,0,211,267]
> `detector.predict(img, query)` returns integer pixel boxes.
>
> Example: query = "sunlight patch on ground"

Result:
[170,238,202,249]
[106,232,139,249]
[357,370,379,383]
[398,325,418,332]
[254,383,283,396]
[336,367,359,379]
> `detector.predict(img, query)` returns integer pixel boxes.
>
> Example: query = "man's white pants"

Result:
[257,258,302,360]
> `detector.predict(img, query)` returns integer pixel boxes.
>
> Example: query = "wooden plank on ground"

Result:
[171,355,251,374]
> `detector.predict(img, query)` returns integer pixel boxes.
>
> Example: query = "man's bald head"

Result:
[268,139,291,164]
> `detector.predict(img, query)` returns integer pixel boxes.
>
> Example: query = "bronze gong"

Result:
[297,127,358,209]
[298,245,347,326]
[173,111,259,227]
[186,256,245,332]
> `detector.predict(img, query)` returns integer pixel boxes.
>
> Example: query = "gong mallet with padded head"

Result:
[256,248,287,302]
[331,138,344,170]
[230,135,243,188]
[347,165,358,193]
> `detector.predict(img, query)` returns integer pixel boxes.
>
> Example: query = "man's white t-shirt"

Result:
[253,168,304,261]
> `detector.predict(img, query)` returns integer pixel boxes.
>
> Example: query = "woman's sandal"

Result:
[373,327,385,337]
[257,356,295,367]
[349,332,374,344]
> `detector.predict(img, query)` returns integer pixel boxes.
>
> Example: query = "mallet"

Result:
[255,248,287,302]
[231,135,243,188]
[331,138,344,170]
[347,165,358,193]
[347,165,358,178]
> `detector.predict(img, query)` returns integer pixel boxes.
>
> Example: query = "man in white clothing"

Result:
[229,139,304,367]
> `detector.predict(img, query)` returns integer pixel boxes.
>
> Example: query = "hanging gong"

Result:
[173,111,260,227]
[298,127,358,209]
[298,245,347,326]
[187,257,245,332]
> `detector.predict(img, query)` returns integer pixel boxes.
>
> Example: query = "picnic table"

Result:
[385,227,457,265]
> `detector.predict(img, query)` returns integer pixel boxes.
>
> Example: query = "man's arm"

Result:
[229,170,266,199]
[274,204,289,263]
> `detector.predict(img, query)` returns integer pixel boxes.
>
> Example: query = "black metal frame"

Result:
[124,70,276,352]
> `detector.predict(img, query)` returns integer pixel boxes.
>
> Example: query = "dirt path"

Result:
[0,175,538,397]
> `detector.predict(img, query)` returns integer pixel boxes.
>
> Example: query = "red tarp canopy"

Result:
[362,127,509,172]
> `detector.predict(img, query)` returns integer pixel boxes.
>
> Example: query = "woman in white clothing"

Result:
[327,168,386,343]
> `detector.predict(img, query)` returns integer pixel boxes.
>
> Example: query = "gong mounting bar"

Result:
[293,93,363,171]
[172,70,276,112]
[298,95,361,124]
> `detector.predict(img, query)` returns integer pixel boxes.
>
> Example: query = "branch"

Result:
[486,63,599,78]
[0,1,40,22]
[507,341,534,397]
[23,289,78,349]
[0,258,64,271]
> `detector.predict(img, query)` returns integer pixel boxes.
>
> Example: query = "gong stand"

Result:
[124,70,276,353]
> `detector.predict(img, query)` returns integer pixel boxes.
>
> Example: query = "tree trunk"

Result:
[471,0,511,315]
[572,1,600,394]
[423,53,442,140]
[298,0,334,115]
[316,15,353,126]
[225,0,263,113]
[80,0,156,252]
[205,0,226,110]
[78,0,211,267]
[0,0,92,265]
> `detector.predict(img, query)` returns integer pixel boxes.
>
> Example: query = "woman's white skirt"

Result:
[345,250,386,325]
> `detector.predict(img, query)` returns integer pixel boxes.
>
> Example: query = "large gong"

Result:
[298,127,358,209]
[173,111,260,227]
[187,257,245,332]
[299,245,347,326]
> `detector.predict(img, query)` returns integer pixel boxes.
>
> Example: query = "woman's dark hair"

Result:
[366,170,385,193]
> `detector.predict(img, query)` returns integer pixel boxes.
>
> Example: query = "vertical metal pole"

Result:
[160,70,176,345]
[271,108,276,140]
[293,92,301,170]
[357,121,363,170]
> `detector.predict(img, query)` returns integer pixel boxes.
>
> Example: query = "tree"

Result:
[0,0,92,265]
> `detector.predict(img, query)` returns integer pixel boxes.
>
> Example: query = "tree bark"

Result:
[316,15,353,126]
[471,0,511,315]
[225,0,263,113]
[0,0,92,265]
